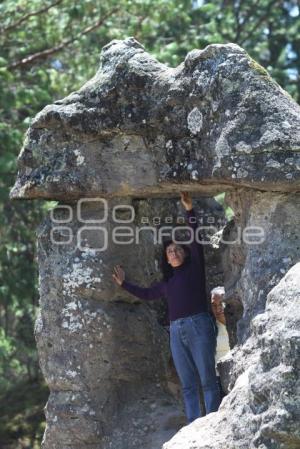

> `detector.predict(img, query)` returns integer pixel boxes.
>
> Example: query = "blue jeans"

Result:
[170,312,221,423]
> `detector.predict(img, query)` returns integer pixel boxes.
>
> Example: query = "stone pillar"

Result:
[224,190,300,344]
[35,197,176,449]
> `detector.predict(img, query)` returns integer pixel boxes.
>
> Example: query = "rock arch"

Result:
[10,38,300,449]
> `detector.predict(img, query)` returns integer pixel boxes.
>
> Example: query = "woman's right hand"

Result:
[180,191,193,211]
[112,264,125,286]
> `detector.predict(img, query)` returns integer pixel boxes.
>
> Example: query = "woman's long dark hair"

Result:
[160,239,191,281]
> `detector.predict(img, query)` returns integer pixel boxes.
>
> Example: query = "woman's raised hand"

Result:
[180,191,193,211]
[112,264,125,286]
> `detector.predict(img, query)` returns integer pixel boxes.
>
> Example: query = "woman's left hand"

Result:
[180,191,193,211]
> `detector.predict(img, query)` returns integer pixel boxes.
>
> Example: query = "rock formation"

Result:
[10,38,300,449]
[164,262,300,449]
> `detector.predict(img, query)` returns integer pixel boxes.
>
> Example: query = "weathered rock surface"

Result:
[223,190,300,343]
[10,38,300,201]
[10,38,300,449]
[163,262,300,449]
[35,197,184,449]
[34,196,226,449]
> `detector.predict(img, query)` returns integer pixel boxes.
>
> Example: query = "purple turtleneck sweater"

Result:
[121,208,208,322]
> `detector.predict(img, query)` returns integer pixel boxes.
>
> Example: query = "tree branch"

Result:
[239,0,281,46]
[132,15,148,42]
[233,0,242,42]
[1,0,63,34]
[234,0,261,42]
[7,7,120,70]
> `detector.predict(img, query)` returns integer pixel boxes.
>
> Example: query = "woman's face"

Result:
[166,243,185,267]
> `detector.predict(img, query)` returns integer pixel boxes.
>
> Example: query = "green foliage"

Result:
[214,192,234,221]
[0,379,49,448]
[0,0,299,446]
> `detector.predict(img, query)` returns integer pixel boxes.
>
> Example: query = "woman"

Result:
[112,192,221,423]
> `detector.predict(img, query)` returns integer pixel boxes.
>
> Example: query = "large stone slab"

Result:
[10,38,300,201]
